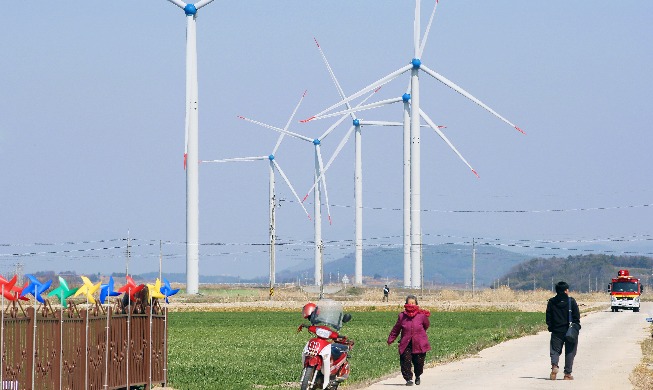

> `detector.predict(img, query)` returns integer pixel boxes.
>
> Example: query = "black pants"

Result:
[400,342,426,381]
[550,332,578,375]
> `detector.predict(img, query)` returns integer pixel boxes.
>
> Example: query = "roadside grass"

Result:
[631,324,653,389]
[167,311,545,390]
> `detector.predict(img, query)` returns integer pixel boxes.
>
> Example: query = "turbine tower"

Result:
[165,0,216,294]
[303,0,524,288]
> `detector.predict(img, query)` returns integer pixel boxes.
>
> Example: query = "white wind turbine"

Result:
[241,87,382,290]
[164,0,216,294]
[304,38,444,286]
[202,91,311,297]
[303,0,525,288]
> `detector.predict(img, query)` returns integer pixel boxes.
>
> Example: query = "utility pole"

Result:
[589,273,591,293]
[159,240,163,281]
[534,276,536,291]
[420,228,424,299]
[125,230,131,277]
[472,238,476,298]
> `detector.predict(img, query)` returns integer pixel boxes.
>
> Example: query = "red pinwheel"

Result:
[118,276,145,302]
[0,275,18,301]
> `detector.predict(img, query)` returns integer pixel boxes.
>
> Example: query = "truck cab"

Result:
[609,269,642,312]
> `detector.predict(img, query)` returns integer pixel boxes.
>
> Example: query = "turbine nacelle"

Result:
[184,4,197,15]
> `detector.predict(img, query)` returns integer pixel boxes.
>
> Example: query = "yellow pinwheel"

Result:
[74,276,101,304]
[146,278,165,303]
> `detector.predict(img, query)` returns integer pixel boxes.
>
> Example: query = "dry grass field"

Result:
[165,285,610,314]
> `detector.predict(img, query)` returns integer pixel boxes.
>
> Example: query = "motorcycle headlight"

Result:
[316,327,332,339]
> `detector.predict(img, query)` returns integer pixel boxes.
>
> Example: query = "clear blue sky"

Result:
[1,1,652,278]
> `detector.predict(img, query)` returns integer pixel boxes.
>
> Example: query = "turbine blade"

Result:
[418,0,439,58]
[359,121,404,126]
[201,156,268,163]
[238,116,313,142]
[166,0,187,9]
[414,0,421,58]
[314,38,355,119]
[195,0,216,9]
[275,90,309,154]
[317,112,350,141]
[304,125,356,202]
[420,109,479,178]
[316,146,333,225]
[303,64,412,121]
[317,88,382,141]
[273,160,312,220]
[307,97,404,122]
[420,65,525,134]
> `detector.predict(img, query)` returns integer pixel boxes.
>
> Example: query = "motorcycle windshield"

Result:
[311,299,344,330]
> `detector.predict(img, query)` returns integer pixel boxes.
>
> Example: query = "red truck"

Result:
[608,269,643,312]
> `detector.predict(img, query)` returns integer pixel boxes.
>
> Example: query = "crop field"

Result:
[166,310,545,389]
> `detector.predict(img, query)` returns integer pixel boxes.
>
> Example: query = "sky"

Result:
[1,1,652,279]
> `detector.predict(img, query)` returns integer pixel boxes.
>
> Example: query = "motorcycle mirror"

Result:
[342,313,352,323]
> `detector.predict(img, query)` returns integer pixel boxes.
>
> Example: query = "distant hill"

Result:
[500,254,653,292]
[276,244,530,287]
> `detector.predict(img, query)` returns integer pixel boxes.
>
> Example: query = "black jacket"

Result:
[546,293,581,335]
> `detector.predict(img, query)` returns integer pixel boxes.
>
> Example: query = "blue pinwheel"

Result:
[20,275,53,304]
[99,276,121,304]
[159,279,179,304]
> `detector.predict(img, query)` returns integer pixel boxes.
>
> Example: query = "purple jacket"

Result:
[387,312,431,354]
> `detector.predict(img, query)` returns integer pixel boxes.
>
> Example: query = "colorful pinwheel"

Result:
[20,275,53,304]
[159,279,180,304]
[118,276,145,302]
[47,277,79,308]
[74,276,101,304]
[0,274,18,301]
[146,279,166,303]
[99,276,121,304]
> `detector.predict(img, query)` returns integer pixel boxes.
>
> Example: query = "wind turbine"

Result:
[202,91,311,296]
[164,0,217,295]
[306,38,445,287]
[303,0,524,288]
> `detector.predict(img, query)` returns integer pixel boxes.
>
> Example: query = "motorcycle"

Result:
[298,299,354,390]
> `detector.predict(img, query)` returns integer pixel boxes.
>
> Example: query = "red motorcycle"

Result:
[298,300,354,390]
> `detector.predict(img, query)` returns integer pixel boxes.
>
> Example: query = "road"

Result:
[360,303,651,390]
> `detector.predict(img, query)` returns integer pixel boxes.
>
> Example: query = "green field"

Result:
[167,311,545,389]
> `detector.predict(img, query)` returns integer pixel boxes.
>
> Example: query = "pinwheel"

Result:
[159,279,180,304]
[146,279,166,303]
[19,275,52,304]
[47,277,79,308]
[0,274,18,301]
[73,276,101,304]
[13,280,30,301]
[117,276,145,302]
[99,276,121,304]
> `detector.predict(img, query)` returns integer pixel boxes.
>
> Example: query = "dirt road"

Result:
[360,303,652,390]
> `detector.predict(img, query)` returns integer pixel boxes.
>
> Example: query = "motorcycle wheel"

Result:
[300,367,316,390]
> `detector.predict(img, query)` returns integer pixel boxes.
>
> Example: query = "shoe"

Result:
[406,380,414,386]
[550,365,559,380]
[563,374,574,380]
[415,377,421,385]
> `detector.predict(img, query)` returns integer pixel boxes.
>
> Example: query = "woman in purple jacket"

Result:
[387,295,431,386]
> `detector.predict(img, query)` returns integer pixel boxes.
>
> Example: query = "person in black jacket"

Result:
[546,281,581,380]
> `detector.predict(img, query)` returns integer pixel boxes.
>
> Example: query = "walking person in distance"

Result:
[546,281,581,380]
[383,284,390,302]
[387,295,431,386]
